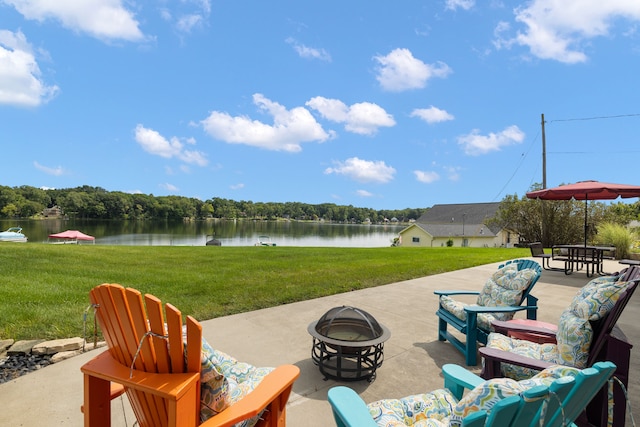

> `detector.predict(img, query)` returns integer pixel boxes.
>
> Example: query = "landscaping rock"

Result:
[32,337,84,355]
[0,339,14,352]
[51,349,83,363]
[0,337,103,383]
[7,340,44,355]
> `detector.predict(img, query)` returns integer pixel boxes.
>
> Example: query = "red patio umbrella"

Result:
[526,180,640,246]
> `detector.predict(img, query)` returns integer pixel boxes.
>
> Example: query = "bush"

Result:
[594,222,635,259]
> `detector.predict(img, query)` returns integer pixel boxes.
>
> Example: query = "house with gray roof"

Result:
[397,202,518,247]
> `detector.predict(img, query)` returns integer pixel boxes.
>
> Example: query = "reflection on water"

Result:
[1,219,404,247]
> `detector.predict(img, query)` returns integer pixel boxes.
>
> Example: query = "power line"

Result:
[492,129,540,202]
[548,113,640,123]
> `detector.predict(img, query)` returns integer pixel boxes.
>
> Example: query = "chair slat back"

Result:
[509,383,553,427]
[534,376,575,426]
[529,242,545,257]
[587,278,639,367]
[90,283,203,427]
[546,362,616,427]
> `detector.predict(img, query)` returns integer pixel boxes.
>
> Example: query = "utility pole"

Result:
[541,113,547,189]
[540,114,548,246]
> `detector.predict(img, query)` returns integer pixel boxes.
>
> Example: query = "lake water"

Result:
[1,219,405,247]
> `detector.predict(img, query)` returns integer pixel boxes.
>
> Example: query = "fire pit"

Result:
[308,306,390,381]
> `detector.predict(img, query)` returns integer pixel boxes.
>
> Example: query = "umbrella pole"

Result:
[584,197,588,247]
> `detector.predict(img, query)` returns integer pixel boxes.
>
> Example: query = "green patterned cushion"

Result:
[367,388,457,426]
[567,276,624,320]
[437,297,500,331]
[199,339,233,420]
[440,264,536,330]
[366,365,576,426]
[476,267,537,319]
[484,276,630,378]
[199,339,275,426]
[439,296,467,321]
[485,333,559,380]
[450,377,523,424]
[450,365,578,425]
[555,277,630,368]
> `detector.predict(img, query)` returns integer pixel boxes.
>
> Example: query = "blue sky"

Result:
[2,1,640,210]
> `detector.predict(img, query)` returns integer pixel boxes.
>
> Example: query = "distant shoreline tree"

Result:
[0,185,425,224]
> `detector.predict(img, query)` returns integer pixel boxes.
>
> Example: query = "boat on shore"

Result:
[255,235,276,246]
[0,227,28,243]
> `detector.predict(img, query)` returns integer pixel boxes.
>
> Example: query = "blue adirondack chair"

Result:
[327,362,616,427]
[435,259,542,365]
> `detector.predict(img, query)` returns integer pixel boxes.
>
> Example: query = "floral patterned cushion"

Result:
[555,277,630,368]
[485,332,560,379]
[199,339,274,426]
[367,389,457,427]
[485,276,630,379]
[366,365,576,426]
[439,264,537,329]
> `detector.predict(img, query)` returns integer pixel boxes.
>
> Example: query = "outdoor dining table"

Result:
[552,244,615,277]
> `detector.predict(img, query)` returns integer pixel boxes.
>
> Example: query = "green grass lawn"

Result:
[0,244,529,340]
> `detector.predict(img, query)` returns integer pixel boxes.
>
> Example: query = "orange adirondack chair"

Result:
[81,283,300,427]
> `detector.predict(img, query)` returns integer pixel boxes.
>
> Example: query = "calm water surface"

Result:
[2,219,404,247]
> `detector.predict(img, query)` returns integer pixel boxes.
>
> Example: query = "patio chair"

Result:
[480,266,640,426]
[81,283,300,427]
[327,362,617,427]
[529,242,564,271]
[435,259,542,365]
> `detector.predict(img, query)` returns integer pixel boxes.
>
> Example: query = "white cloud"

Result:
[373,48,452,92]
[160,183,179,192]
[444,165,462,181]
[134,124,208,166]
[34,161,66,176]
[495,0,640,63]
[306,96,395,135]
[286,38,332,62]
[201,93,332,152]
[458,125,525,156]
[0,30,59,107]
[356,189,374,197]
[176,14,204,33]
[325,157,396,183]
[410,106,454,124]
[445,0,475,11]
[414,170,440,183]
[230,183,245,190]
[3,0,145,42]
[165,0,211,34]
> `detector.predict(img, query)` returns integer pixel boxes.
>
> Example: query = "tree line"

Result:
[488,184,640,247]
[0,185,426,223]
[2,184,638,247]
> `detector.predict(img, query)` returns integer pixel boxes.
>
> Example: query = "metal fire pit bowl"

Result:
[308,306,390,381]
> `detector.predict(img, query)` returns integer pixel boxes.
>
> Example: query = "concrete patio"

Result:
[0,258,637,426]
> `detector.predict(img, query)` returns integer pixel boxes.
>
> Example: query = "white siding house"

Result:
[398,202,518,248]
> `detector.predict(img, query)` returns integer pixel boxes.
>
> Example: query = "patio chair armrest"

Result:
[201,364,300,427]
[327,386,378,427]
[442,364,484,400]
[479,347,554,375]
[491,320,557,339]
[463,305,536,314]
[434,290,480,296]
[81,350,200,399]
